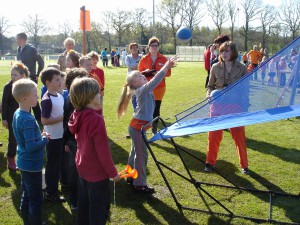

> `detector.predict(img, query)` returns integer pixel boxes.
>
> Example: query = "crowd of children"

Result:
[1,34,178,224]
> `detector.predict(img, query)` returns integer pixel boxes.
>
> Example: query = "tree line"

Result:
[0,0,299,56]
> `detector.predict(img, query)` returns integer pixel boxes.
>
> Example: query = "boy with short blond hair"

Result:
[40,67,65,203]
[68,77,120,225]
[12,79,49,225]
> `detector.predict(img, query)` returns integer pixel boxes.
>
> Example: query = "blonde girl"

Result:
[117,55,177,193]
[2,63,29,170]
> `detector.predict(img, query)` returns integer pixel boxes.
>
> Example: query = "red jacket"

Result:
[204,48,211,71]
[68,108,118,182]
[138,52,171,89]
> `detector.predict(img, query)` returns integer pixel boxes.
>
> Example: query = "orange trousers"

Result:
[206,126,248,168]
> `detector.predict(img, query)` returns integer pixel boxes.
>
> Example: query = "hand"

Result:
[100,89,104,96]
[65,145,70,152]
[2,120,8,129]
[168,55,178,68]
[112,174,121,182]
[41,131,50,140]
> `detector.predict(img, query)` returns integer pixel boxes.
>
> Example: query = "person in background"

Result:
[16,32,44,124]
[88,51,105,113]
[205,41,250,175]
[110,49,116,67]
[12,79,49,225]
[138,37,172,134]
[57,37,76,72]
[210,34,230,67]
[125,43,142,113]
[121,48,127,66]
[66,50,80,69]
[204,44,213,88]
[247,45,262,80]
[101,48,108,67]
[2,63,29,170]
[242,52,248,65]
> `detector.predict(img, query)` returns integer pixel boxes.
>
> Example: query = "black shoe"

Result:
[45,193,66,203]
[242,168,250,175]
[61,184,70,192]
[204,163,214,172]
[126,177,133,185]
[133,185,155,194]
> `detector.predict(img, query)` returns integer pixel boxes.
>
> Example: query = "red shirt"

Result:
[68,108,118,182]
[204,49,211,71]
[90,67,105,89]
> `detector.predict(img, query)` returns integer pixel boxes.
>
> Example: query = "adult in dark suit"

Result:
[16,32,44,123]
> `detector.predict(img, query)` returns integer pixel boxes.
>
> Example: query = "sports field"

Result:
[0,60,299,224]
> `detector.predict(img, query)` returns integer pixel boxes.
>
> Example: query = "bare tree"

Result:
[278,0,300,40]
[101,12,113,51]
[240,0,262,51]
[57,20,73,39]
[181,0,204,45]
[0,16,12,56]
[206,0,229,35]
[157,0,184,52]
[258,5,277,49]
[227,0,239,41]
[109,10,133,46]
[134,8,151,45]
[22,14,48,48]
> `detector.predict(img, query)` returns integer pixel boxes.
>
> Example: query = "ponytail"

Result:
[117,84,132,118]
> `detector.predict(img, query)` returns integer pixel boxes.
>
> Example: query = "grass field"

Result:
[0,60,300,225]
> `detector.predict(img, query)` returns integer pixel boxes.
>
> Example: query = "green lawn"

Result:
[0,60,300,225]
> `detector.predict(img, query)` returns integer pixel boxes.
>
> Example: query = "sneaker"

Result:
[45,193,66,203]
[133,185,155,194]
[242,168,250,175]
[126,177,133,186]
[204,163,214,172]
[125,134,131,139]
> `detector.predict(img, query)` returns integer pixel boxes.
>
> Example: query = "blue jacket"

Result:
[17,44,44,80]
[13,109,48,172]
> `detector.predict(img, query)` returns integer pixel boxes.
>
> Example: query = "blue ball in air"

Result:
[176,27,192,42]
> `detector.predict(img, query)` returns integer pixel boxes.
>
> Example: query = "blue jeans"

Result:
[77,177,110,225]
[45,138,63,194]
[20,170,43,225]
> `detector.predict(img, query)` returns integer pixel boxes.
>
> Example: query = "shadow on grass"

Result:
[148,140,300,224]
[247,138,300,165]
[108,138,130,165]
[112,181,198,225]
[0,152,11,187]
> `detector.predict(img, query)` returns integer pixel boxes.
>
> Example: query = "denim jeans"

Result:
[20,170,43,225]
[77,177,110,225]
[45,138,63,194]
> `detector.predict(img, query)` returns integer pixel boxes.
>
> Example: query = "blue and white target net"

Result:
[151,37,300,142]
